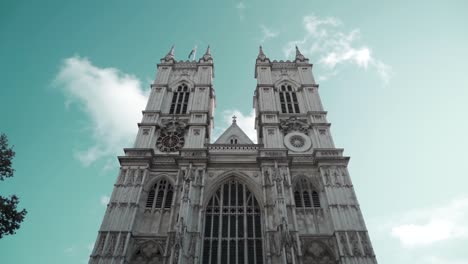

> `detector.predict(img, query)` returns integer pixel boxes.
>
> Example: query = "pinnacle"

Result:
[161,45,175,62]
[295,45,308,62]
[257,45,268,61]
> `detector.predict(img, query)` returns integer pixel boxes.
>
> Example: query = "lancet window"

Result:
[169,83,190,114]
[294,178,320,208]
[146,179,174,209]
[202,179,263,264]
[279,84,300,114]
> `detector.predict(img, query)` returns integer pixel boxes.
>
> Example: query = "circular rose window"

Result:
[284,132,312,152]
[290,135,305,148]
[156,132,185,152]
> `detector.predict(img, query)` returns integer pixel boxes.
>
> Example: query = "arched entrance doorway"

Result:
[202,179,263,264]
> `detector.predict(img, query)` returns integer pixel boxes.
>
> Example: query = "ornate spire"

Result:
[161,45,175,62]
[295,45,308,62]
[199,45,213,62]
[257,45,268,62]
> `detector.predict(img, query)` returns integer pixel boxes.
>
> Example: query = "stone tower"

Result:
[89,46,377,264]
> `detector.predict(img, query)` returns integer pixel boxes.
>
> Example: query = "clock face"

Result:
[156,132,185,152]
[283,132,312,152]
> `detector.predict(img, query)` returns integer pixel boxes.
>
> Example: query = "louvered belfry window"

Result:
[169,83,190,114]
[294,178,320,208]
[145,179,174,209]
[202,179,264,264]
[279,84,300,114]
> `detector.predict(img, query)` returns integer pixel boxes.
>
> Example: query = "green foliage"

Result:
[0,133,15,181]
[0,195,27,239]
[0,133,27,239]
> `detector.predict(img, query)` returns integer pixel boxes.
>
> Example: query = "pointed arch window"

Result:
[294,178,320,208]
[169,83,190,114]
[229,137,238,144]
[202,179,264,264]
[279,84,300,114]
[146,179,174,209]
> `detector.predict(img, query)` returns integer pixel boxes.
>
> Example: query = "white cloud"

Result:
[283,14,391,84]
[423,256,468,264]
[260,25,279,43]
[100,195,110,206]
[55,56,149,166]
[391,196,468,248]
[213,109,256,143]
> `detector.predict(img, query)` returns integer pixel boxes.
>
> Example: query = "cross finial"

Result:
[232,115,237,123]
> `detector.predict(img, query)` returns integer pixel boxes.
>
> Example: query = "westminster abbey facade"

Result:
[89,46,378,264]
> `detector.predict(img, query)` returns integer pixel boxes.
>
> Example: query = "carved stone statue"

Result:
[264,169,272,186]
[280,117,310,135]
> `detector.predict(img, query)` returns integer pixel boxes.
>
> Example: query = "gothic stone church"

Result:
[89,46,378,264]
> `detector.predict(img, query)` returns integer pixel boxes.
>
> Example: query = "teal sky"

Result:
[1,1,468,263]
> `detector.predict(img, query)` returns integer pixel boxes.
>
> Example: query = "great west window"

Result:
[202,179,263,264]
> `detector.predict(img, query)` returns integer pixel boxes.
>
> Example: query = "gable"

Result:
[214,123,254,144]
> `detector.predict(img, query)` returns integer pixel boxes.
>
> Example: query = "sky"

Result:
[1,0,468,263]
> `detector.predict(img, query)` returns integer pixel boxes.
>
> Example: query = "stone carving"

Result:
[154,157,176,163]
[264,169,272,186]
[280,117,310,135]
[359,232,373,256]
[181,151,205,157]
[136,170,144,185]
[172,217,186,264]
[156,119,188,152]
[268,231,280,256]
[116,233,127,256]
[117,169,126,185]
[95,233,106,255]
[324,171,331,186]
[281,168,290,184]
[301,240,335,263]
[186,232,198,262]
[105,232,117,256]
[295,46,308,62]
[182,172,192,200]
[126,170,134,186]
[338,232,350,256]
[274,168,283,196]
[161,45,175,62]
[321,166,351,187]
[195,169,203,185]
[132,240,164,264]
[289,135,305,148]
[270,217,293,257]
[349,231,362,256]
[279,217,292,249]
